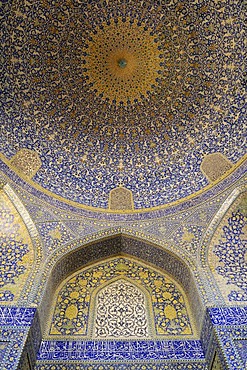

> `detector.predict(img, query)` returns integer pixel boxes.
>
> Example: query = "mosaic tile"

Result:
[18,310,42,370]
[0,192,34,303]
[0,59,246,368]
[0,0,246,209]
[200,307,247,370]
[48,257,193,338]
[207,192,247,304]
[22,202,58,223]
[109,186,134,211]
[36,222,76,252]
[208,307,247,326]
[1,161,246,221]
[215,326,247,370]
[37,339,205,361]
[0,341,10,362]
[169,225,204,256]
[213,210,247,302]
[62,221,102,238]
[10,149,41,178]
[0,328,29,370]
[34,235,205,336]
[0,306,36,326]
[35,362,208,370]
[93,280,150,338]
[143,221,182,240]
[200,153,233,183]
[234,339,247,366]
[200,309,214,355]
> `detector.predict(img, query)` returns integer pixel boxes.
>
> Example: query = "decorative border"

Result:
[0,306,36,327]
[0,306,246,369]
[208,307,247,326]
[34,306,247,368]
[37,339,205,361]
[35,361,207,369]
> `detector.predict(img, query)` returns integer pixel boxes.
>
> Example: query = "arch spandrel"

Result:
[207,191,247,304]
[45,256,194,339]
[0,188,35,304]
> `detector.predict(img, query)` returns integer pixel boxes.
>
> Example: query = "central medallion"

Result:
[118,58,127,69]
[84,18,161,105]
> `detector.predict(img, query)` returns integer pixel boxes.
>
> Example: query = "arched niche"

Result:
[44,256,195,339]
[37,235,203,336]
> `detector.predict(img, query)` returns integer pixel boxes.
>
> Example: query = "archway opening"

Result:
[45,256,194,339]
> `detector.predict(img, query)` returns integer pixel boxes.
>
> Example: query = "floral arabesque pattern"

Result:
[214,210,247,301]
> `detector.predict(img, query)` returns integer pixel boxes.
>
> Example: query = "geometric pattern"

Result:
[85,18,161,105]
[234,339,247,366]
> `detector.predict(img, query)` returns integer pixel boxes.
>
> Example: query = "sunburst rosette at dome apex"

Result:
[83,17,162,105]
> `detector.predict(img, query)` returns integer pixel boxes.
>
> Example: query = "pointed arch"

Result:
[45,256,194,339]
[35,234,203,337]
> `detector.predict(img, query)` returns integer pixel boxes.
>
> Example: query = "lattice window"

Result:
[93,279,150,338]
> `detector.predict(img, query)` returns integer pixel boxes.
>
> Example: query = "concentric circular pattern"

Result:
[84,19,161,104]
[0,0,246,210]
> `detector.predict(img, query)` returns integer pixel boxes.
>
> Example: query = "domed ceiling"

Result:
[1,0,246,210]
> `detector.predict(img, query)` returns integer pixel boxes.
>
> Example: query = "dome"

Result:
[1,0,246,211]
